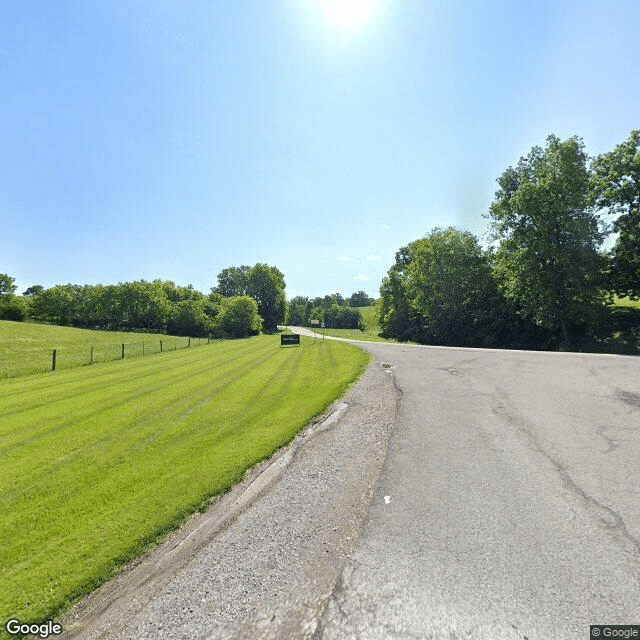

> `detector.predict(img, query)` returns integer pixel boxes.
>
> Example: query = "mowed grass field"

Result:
[0,320,207,378]
[0,333,370,630]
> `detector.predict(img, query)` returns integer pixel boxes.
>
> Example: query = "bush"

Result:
[216,296,262,338]
[0,296,29,321]
[166,300,213,337]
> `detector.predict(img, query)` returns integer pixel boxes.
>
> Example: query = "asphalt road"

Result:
[314,338,640,639]
[62,333,640,640]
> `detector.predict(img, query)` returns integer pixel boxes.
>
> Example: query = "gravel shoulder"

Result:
[60,351,398,640]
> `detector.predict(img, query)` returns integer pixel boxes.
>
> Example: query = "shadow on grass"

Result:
[575,307,640,355]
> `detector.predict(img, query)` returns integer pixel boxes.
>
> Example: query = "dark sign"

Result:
[281,334,300,346]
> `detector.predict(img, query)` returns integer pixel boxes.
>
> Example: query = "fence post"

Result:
[160,340,163,352]
[52,349,57,371]
[188,337,191,348]
[121,344,125,359]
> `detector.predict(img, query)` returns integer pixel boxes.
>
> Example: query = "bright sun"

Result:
[321,0,375,28]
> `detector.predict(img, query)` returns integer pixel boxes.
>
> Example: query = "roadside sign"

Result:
[281,334,300,347]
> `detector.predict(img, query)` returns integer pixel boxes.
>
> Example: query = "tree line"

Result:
[0,263,286,339]
[1,266,375,336]
[378,131,639,351]
[286,291,374,329]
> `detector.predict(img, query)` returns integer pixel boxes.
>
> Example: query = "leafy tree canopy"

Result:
[23,285,44,296]
[214,266,251,297]
[488,134,608,346]
[217,296,262,338]
[591,129,640,299]
[379,227,506,346]
[349,290,374,307]
[245,263,286,331]
[0,274,17,298]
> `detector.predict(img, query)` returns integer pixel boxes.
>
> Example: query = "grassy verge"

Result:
[319,327,400,342]
[0,320,208,378]
[563,298,640,355]
[317,306,410,343]
[0,334,370,632]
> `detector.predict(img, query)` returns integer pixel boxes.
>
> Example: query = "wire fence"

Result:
[1,336,213,379]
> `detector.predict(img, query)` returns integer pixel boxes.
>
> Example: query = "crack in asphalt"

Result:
[588,366,640,412]
[493,392,640,569]
[617,390,640,410]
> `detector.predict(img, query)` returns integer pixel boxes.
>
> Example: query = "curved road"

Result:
[62,332,640,639]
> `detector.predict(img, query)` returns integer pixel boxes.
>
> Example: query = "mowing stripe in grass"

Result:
[0,334,371,629]
[0,342,287,494]
[0,320,212,378]
[0,337,258,410]
[0,339,269,451]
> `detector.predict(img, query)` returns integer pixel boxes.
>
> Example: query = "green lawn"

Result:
[359,305,378,327]
[0,320,208,378]
[319,305,409,343]
[0,333,370,631]
[319,327,393,342]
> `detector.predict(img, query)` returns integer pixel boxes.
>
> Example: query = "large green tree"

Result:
[377,245,416,341]
[349,290,374,307]
[31,285,77,325]
[379,228,505,346]
[23,285,44,296]
[407,228,501,345]
[0,274,29,321]
[286,295,311,326]
[246,263,286,331]
[214,266,251,297]
[488,135,607,347]
[591,129,640,299]
[0,274,17,298]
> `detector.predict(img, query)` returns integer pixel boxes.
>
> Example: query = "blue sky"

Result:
[2,1,639,299]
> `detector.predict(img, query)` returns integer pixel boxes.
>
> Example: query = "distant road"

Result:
[63,332,640,640]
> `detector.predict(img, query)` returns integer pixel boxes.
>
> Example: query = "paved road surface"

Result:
[62,332,640,639]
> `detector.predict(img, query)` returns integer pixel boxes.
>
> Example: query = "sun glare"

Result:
[321,0,375,28]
